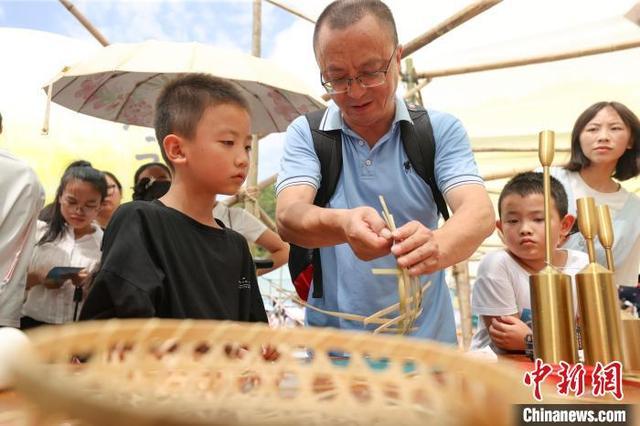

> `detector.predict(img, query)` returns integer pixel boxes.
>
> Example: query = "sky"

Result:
[0,0,295,56]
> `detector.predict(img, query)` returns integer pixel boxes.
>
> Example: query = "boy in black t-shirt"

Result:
[80,74,267,323]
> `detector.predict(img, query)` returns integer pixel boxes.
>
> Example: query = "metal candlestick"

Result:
[529,130,578,363]
[575,197,623,365]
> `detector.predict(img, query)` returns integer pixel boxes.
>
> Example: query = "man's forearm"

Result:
[277,203,348,249]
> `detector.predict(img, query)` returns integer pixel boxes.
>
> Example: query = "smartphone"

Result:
[45,266,84,281]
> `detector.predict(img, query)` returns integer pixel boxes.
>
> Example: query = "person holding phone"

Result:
[21,161,107,329]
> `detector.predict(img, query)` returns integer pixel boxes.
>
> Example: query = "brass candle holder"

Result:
[596,204,615,272]
[575,197,624,366]
[530,130,578,363]
[599,204,640,372]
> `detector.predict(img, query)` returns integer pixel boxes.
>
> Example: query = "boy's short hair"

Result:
[498,172,568,219]
[154,74,250,168]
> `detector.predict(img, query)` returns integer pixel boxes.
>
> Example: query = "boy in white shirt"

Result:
[471,172,588,353]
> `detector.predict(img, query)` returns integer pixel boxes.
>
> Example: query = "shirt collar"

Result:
[63,222,103,243]
[319,92,413,132]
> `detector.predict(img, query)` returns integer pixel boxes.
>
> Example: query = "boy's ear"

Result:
[560,214,575,238]
[162,134,186,167]
[495,219,505,244]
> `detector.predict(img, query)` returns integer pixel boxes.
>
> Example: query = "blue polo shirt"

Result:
[276,94,483,343]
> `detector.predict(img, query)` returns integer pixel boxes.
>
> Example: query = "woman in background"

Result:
[96,171,122,229]
[550,101,640,290]
[21,161,107,329]
[132,162,172,201]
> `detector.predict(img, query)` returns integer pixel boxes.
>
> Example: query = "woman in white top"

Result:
[550,101,640,288]
[21,161,107,329]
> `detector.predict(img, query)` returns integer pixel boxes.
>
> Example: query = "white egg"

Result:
[0,327,31,389]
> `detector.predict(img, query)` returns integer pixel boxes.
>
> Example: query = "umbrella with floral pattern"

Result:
[44,40,324,135]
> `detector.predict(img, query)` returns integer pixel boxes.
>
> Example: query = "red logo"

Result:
[523,359,553,401]
[523,359,624,401]
[592,361,624,400]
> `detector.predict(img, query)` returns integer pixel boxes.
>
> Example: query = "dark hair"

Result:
[103,171,122,193]
[132,179,171,201]
[565,101,640,181]
[0,111,3,134]
[39,161,108,245]
[313,0,398,56]
[498,172,568,219]
[133,162,172,185]
[154,73,250,169]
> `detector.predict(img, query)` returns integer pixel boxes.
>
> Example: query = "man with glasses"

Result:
[276,0,494,343]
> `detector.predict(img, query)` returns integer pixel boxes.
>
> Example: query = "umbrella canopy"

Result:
[44,40,324,135]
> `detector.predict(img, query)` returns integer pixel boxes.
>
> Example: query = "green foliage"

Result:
[258,183,276,219]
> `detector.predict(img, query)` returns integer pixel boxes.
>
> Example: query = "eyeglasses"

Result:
[60,197,100,215]
[320,46,398,95]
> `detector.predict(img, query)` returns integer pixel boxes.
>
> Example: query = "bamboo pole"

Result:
[481,165,537,181]
[58,0,110,46]
[402,0,502,58]
[416,39,640,79]
[403,58,422,105]
[452,261,473,350]
[402,57,431,104]
[224,173,277,207]
[473,147,570,153]
[403,78,430,101]
[252,0,262,58]
[244,0,263,254]
[264,0,316,23]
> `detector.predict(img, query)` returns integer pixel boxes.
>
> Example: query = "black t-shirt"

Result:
[80,200,267,322]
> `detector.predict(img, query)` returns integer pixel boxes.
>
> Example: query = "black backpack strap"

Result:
[401,103,450,220]
[306,109,343,208]
[288,108,342,299]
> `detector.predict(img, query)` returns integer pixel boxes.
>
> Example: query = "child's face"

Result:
[497,193,573,262]
[59,179,102,231]
[183,103,252,195]
[579,106,632,168]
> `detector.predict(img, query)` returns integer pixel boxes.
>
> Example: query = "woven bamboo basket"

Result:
[12,319,532,425]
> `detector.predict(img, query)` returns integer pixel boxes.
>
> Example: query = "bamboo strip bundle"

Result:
[287,197,427,335]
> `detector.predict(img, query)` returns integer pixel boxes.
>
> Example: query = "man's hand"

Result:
[488,316,531,351]
[342,206,392,261]
[390,220,439,275]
